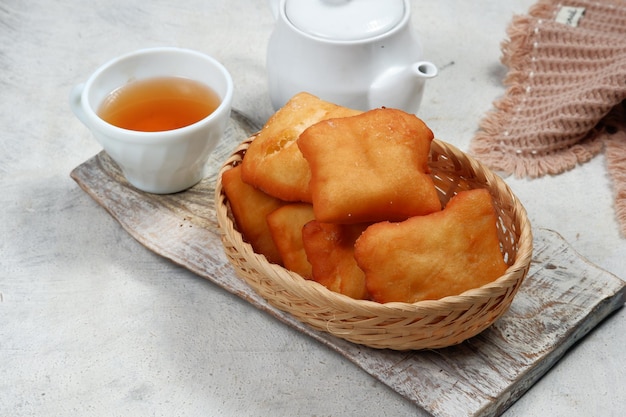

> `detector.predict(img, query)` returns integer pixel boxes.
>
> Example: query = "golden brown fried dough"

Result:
[266,203,316,279]
[297,107,441,224]
[221,165,284,265]
[302,221,370,300]
[354,189,508,303]
[241,92,361,202]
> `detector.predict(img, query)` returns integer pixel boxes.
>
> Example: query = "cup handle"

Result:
[268,0,280,20]
[69,83,89,126]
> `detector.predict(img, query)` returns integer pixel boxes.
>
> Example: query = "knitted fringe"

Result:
[470,11,605,178]
[605,133,626,237]
[604,103,626,237]
[469,0,626,236]
[472,0,626,174]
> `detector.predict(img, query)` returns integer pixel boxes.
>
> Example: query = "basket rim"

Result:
[215,136,533,315]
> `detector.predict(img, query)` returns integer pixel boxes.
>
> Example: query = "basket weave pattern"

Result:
[215,138,533,350]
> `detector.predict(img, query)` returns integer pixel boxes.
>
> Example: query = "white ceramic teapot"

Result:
[266,0,437,114]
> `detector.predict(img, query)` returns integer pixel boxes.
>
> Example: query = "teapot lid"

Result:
[285,0,406,41]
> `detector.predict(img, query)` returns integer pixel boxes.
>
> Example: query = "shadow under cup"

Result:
[71,47,233,194]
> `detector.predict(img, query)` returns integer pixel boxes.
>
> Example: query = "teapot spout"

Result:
[368,61,438,114]
[412,61,438,79]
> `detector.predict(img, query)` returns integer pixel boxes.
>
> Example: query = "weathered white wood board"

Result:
[70,111,626,417]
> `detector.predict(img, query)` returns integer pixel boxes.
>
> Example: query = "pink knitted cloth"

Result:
[469,0,626,235]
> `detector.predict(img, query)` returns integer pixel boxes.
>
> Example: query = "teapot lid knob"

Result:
[285,0,406,41]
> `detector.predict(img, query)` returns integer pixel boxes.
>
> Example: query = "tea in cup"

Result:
[70,47,233,194]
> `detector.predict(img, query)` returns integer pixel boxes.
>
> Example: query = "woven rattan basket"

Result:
[215,137,533,350]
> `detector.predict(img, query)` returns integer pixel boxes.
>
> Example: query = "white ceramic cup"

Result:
[70,47,233,194]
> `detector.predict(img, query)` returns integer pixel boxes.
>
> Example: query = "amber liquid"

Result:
[97,76,221,132]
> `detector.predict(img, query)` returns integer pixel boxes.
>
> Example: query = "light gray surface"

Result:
[1,1,624,416]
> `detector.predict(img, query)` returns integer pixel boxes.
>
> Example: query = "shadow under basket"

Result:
[215,137,533,350]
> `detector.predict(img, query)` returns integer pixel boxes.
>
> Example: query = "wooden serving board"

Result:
[71,110,626,417]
